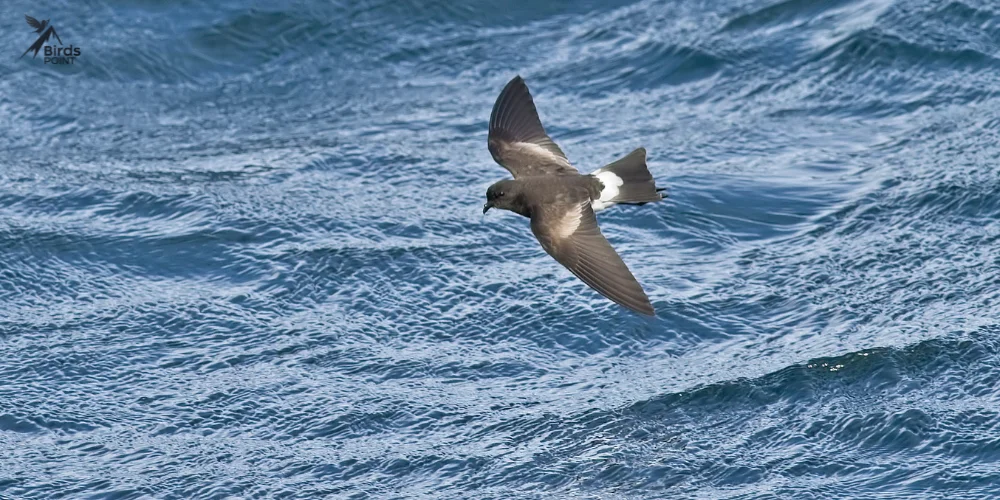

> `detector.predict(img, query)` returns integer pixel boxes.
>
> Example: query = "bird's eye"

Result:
[497,191,504,197]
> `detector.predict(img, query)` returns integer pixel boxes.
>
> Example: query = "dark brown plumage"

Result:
[482,76,667,316]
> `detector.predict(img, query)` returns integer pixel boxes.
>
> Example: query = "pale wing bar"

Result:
[488,76,577,178]
[531,202,655,315]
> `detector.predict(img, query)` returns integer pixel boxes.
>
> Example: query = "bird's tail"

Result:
[590,148,665,210]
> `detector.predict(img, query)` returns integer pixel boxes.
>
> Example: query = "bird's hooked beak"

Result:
[483,202,493,214]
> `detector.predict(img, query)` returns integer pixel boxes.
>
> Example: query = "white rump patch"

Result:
[555,204,583,239]
[591,170,623,211]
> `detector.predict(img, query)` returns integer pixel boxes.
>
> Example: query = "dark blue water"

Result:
[3,0,1000,497]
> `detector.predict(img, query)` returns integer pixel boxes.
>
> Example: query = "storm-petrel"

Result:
[482,76,665,316]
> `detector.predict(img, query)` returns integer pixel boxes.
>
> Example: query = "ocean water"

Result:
[2,0,1000,497]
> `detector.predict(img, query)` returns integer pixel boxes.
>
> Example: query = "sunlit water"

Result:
[2,0,1000,498]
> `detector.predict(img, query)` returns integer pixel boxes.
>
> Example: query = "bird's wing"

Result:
[530,200,654,315]
[488,76,578,178]
[25,15,41,30]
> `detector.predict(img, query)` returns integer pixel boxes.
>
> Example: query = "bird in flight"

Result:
[21,15,62,59]
[482,76,666,316]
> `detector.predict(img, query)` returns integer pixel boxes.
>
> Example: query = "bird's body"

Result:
[482,76,666,316]
[487,175,600,217]
[31,19,49,33]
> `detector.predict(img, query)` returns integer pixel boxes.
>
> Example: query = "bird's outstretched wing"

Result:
[488,76,578,178]
[25,15,42,30]
[530,200,655,315]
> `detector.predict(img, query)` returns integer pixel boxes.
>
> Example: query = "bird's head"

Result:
[483,179,525,215]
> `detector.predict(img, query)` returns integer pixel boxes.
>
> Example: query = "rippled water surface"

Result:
[3,0,1000,498]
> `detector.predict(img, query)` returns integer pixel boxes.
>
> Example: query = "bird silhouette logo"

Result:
[21,15,62,59]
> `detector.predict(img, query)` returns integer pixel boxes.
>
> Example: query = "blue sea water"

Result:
[2,0,1000,497]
